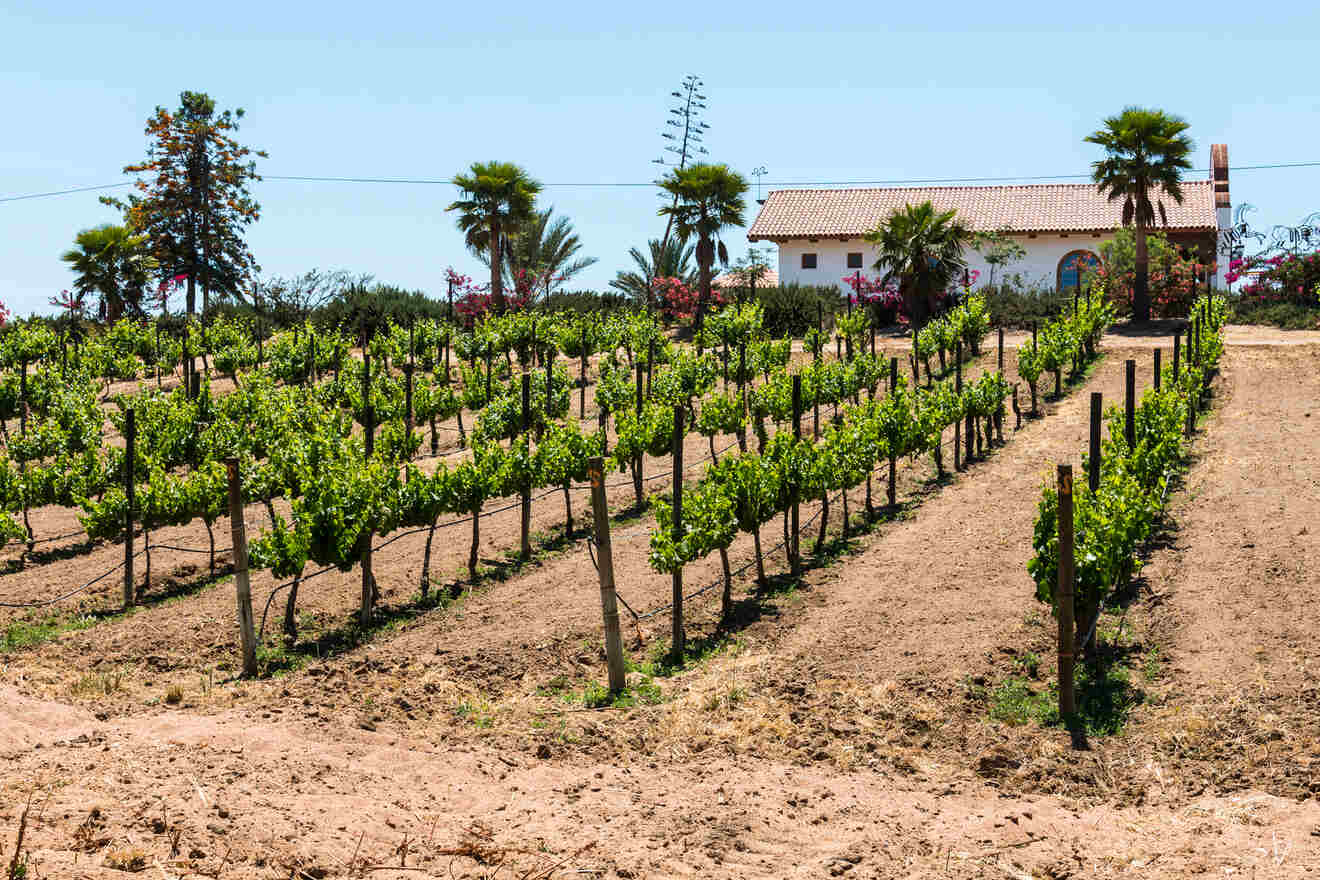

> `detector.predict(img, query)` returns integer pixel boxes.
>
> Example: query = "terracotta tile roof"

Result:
[747,180,1218,241]
[713,267,779,288]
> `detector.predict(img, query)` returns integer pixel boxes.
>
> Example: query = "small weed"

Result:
[631,635,741,679]
[573,676,663,709]
[1143,646,1164,682]
[988,663,1142,736]
[164,685,183,706]
[454,700,494,729]
[103,846,149,872]
[69,669,124,698]
[1016,652,1041,679]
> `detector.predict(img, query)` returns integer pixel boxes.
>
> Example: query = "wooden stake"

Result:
[123,408,136,608]
[670,404,685,658]
[954,341,962,471]
[520,373,532,561]
[588,457,627,693]
[1154,348,1162,391]
[361,404,375,626]
[226,458,257,678]
[579,325,588,418]
[1057,464,1076,719]
[888,357,898,508]
[997,327,1004,371]
[1088,393,1102,493]
[1124,359,1136,449]
[791,375,801,576]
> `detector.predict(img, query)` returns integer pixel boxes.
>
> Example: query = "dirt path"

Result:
[769,347,1148,690]
[2,684,1317,879]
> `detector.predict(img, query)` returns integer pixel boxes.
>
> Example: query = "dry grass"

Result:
[103,846,149,872]
[68,670,124,699]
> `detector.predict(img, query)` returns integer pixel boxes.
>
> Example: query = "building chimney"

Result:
[1210,144,1229,209]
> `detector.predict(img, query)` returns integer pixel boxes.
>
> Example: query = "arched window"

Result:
[1057,250,1100,290]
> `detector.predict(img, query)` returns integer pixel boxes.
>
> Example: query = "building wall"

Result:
[775,233,1115,293]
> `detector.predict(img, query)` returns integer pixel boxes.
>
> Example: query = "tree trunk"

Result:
[718,547,733,622]
[204,519,215,577]
[1133,225,1151,322]
[695,235,713,351]
[283,571,302,642]
[562,482,573,537]
[814,493,829,555]
[467,508,480,585]
[490,217,506,315]
[421,514,438,597]
[751,524,766,587]
[631,456,643,509]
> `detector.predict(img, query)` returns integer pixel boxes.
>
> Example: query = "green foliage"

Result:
[754,284,840,337]
[865,200,972,328]
[1028,293,1223,650]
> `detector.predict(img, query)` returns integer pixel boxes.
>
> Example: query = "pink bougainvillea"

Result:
[1226,251,1320,304]
[651,276,725,321]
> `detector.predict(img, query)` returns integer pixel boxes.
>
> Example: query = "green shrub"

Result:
[1228,297,1319,330]
[981,284,1073,328]
[534,290,634,314]
[754,284,842,337]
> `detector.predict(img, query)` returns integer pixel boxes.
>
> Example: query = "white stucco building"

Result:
[747,145,1231,293]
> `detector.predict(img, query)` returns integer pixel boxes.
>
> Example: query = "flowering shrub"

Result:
[1092,229,1212,318]
[1226,251,1320,306]
[652,276,724,321]
[841,270,979,327]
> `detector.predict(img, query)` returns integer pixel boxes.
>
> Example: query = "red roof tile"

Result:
[713,267,779,288]
[747,181,1217,241]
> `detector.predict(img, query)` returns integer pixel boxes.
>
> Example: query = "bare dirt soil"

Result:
[1,330,1318,879]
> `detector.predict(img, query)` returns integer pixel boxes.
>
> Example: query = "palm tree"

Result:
[447,162,542,314]
[608,237,697,306]
[61,224,158,321]
[1086,107,1194,322]
[865,201,970,330]
[485,207,597,302]
[658,163,748,336]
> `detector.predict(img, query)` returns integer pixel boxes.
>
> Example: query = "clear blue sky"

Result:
[3,0,1319,315]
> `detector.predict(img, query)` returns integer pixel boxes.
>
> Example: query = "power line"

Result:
[4,160,1320,204]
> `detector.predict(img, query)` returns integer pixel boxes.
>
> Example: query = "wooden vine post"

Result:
[1056,464,1076,718]
[1173,331,1181,377]
[579,324,588,418]
[123,408,136,608]
[361,402,375,626]
[631,364,645,508]
[997,327,1004,371]
[953,341,963,471]
[545,344,554,417]
[1088,393,1102,493]
[404,363,415,444]
[588,456,627,693]
[1154,348,1162,391]
[647,337,656,400]
[790,375,802,577]
[963,344,975,462]
[360,335,375,626]
[520,373,532,561]
[888,357,898,508]
[670,404,685,659]
[225,458,257,678]
[911,325,920,384]
[1124,359,1136,449]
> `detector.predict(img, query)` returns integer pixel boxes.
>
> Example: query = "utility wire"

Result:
[5,161,1320,203]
